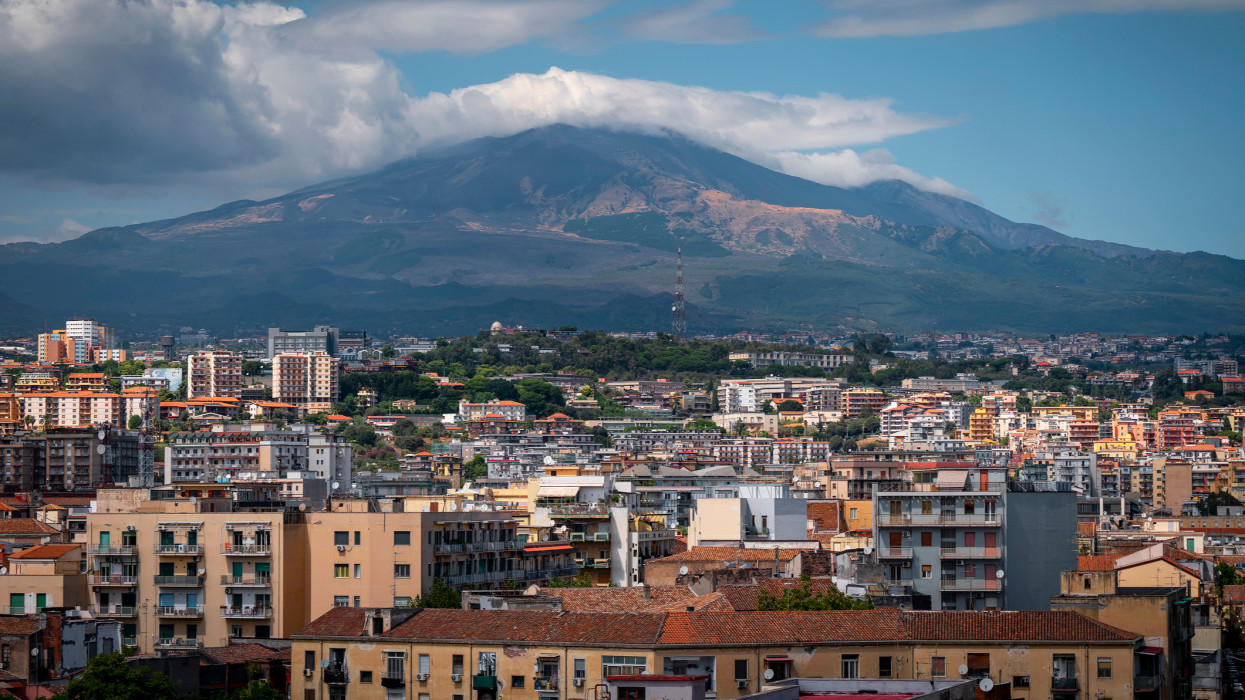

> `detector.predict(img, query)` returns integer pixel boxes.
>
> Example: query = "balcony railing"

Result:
[878,546,913,558]
[633,529,678,542]
[432,540,523,554]
[546,503,611,518]
[155,606,204,617]
[938,578,1002,591]
[939,546,1001,559]
[91,605,136,617]
[220,574,271,587]
[220,606,272,618]
[89,574,138,586]
[1051,676,1078,691]
[154,638,203,649]
[88,545,136,556]
[154,575,203,587]
[879,514,1001,526]
[323,664,348,685]
[535,676,559,691]
[154,544,202,555]
[221,543,271,555]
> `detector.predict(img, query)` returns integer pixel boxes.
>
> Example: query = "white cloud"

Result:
[0,0,966,200]
[618,0,766,44]
[812,0,1245,38]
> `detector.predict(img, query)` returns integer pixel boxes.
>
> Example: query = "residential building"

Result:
[272,351,340,414]
[267,326,339,359]
[458,399,527,422]
[843,387,886,418]
[187,352,244,399]
[20,391,121,428]
[0,544,89,613]
[728,351,850,370]
[900,375,984,392]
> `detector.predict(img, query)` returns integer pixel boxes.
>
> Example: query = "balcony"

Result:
[546,503,610,518]
[1051,676,1078,691]
[381,673,405,688]
[938,578,1002,591]
[878,546,913,558]
[879,514,1001,527]
[535,676,559,693]
[154,638,203,650]
[221,543,270,556]
[88,545,136,556]
[431,540,523,554]
[220,574,271,587]
[156,606,204,618]
[1134,675,1160,691]
[220,606,272,619]
[89,574,138,586]
[938,547,1001,559]
[91,605,137,617]
[633,529,678,542]
[473,675,498,691]
[154,575,203,587]
[323,664,348,685]
[154,544,202,556]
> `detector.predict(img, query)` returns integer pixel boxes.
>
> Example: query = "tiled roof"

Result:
[1076,522,1096,537]
[1077,554,1121,571]
[648,546,803,564]
[716,579,841,611]
[900,610,1138,642]
[291,606,369,638]
[537,586,697,612]
[0,617,42,635]
[199,643,284,665]
[0,520,59,535]
[384,609,665,646]
[643,592,736,613]
[1222,584,1245,604]
[658,610,907,645]
[7,544,79,559]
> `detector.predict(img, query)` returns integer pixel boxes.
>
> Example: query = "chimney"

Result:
[642,585,651,601]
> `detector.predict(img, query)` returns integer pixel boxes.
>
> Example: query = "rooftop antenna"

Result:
[672,245,687,343]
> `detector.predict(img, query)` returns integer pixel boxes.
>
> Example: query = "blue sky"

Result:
[1,0,1243,256]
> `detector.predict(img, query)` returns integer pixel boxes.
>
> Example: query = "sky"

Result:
[0,0,1243,256]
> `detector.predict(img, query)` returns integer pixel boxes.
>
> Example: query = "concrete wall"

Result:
[1004,489,1077,610]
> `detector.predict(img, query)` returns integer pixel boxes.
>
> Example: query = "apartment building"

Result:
[166,424,352,487]
[84,490,527,654]
[458,399,527,422]
[291,607,1144,700]
[20,391,121,428]
[728,351,850,370]
[843,387,886,418]
[14,373,58,393]
[186,352,244,399]
[272,351,340,414]
[268,325,339,358]
[37,331,74,364]
[0,543,90,613]
[0,430,140,491]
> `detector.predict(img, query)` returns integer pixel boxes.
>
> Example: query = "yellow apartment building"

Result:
[291,608,1145,700]
[0,543,89,613]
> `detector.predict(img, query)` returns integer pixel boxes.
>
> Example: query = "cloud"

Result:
[1027,190,1069,229]
[811,0,1245,38]
[37,217,91,243]
[0,0,965,201]
[618,0,767,44]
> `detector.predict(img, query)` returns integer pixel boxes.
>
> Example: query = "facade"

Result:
[728,351,850,370]
[268,326,339,359]
[0,430,140,491]
[0,544,89,613]
[272,351,340,413]
[459,399,527,422]
[20,391,122,429]
[187,352,244,399]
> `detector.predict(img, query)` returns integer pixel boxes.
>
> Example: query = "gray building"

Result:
[1003,482,1078,610]
[267,325,338,358]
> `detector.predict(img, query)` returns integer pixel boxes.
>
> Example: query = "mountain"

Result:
[1,124,1241,336]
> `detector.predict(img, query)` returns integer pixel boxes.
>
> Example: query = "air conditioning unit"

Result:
[451,674,462,682]
[903,561,912,568]
[572,678,585,687]
[126,525,136,531]
[956,560,966,566]
[416,673,429,682]
[224,588,232,595]
[303,669,314,677]
[737,679,750,689]
[336,544,345,552]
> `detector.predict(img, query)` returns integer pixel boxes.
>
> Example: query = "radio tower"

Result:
[671,246,687,342]
[137,392,156,488]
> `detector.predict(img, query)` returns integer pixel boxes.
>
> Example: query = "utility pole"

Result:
[672,246,687,343]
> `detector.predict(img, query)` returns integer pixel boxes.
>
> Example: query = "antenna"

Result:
[671,245,687,343]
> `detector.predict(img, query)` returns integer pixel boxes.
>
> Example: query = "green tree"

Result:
[775,400,803,413]
[1200,491,1244,516]
[380,344,397,359]
[128,415,143,429]
[756,581,873,611]
[463,455,488,482]
[222,681,283,700]
[547,571,593,588]
[415,578,462,608]
[516,378,565,418]
[49,653,180,700]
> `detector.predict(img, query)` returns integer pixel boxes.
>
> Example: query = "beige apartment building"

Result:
[273,351,340,414]
[0,543,89,614]
[20,391,121,428]
[187,352,244,399]
[85,490,529,654]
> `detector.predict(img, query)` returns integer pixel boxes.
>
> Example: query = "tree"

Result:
[223,681,283,700]
[415,578,462,608]
[547,571,593,588]
[867,334,892,355]
[1200,491,1244,516]
[128,415,143,429]
[775,400,803,413]
[241,360,264,376]
[462,455,488,482]
[380,344,397,359]
[49,653,180,700]
[756,581,873,611]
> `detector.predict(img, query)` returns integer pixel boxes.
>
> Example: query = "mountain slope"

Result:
[0,125,1239,336]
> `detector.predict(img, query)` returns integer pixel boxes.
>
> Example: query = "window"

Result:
[355,531,361,546]
[304,650,316,670]
[453,655,464,676]
[879,656,892,678]
[849,508,858,520]
[511,675,525,688]
[964,500,975,514]
[333,596,349,607]
[964,564,977,577]
[394,596,412,607]
[334,531,348,546]
[334,564,349,578]
[360,671,373,683]
[617,688,646,700]
[841,654,858,679]
[931,656,946,677]
[574,658,586,680]
[354,564,361,579]
[1013,676,1031,688]
[395,564,411,578]
[921,500,933,515]
[395,531,411,546]
[419,654,430,675]
[967,653,990,676]
[603,656,647,676]
[419,695,430,700]
[735,659,748,680]
[354,596,360,608]
[386,651,405,679]
[921,532,932,547]
[329,688,346,700]
[921,565,932,579]
[1097,658,1112,678]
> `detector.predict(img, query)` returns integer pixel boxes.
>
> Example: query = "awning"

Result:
[524,544,577,554]
[537,486,581,497]
[1137,647,1164,656]
[764,656,794,663]
[935,470,969,489]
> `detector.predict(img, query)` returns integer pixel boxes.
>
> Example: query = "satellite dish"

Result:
[863,546,873,555]
[979,678,994,692]
[331,481,340,490]
[678,566,689,576]
[543,455,555,465]
[449,503,458,511]
[995,569,1005,579]
[96,445,107,455]
[421,506,429,512]
[958,664,969,676]
[320,659,330,668]
[763,669,775,681]
[197,568,206,575]
[0,567,7,575]
[298,504,307,512]
[97,430,106,440]
[188,496,197,505]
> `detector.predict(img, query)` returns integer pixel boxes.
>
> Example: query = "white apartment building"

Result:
[728,351,851,370]
[458,399,527,422]
[272,351,340,413]
[21,392,122,428]
[186,353,244,400]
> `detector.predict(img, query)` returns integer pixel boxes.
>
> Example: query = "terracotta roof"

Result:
[7,544,79,559]
[658,610,907,645]
[644,592,736,613]
[538,586,697,612]
[900,610,1138,642]
[1076,522,1096,537]
[716,579,841,611]
[1222,585,1245,604]
[291,606,369,638]
[384,609,665,645]
[1077,554,1121,571]
[0,617,42,635]
[0,520,59,535]
[199,643,284,665]
[648,546,803,564]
